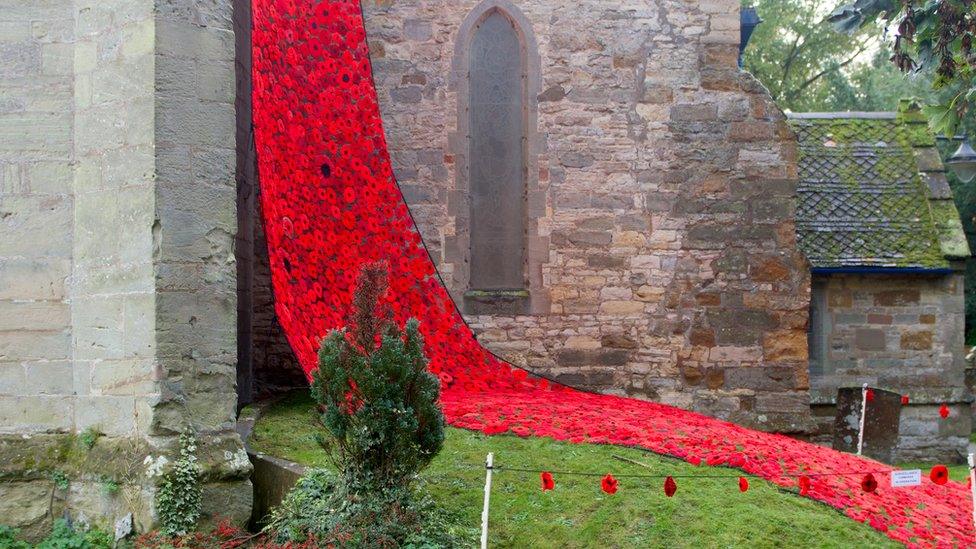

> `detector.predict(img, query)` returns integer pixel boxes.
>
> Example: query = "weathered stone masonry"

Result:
[809,274,970,461]
[0,0,250,535]
[360,0,812,432]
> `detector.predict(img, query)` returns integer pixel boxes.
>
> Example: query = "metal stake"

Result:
[857,383,868,456]
[481,453,493,549]
[969,453,975,533]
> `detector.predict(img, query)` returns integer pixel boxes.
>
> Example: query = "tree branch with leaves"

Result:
[829,0,976,134]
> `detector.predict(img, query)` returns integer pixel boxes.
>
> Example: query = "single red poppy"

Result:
[901,395,909,405]
[939,403,950,419]
[601,473,618,495]
[541,471,555,491]
[664,476,677,497]
[929,465,949,485]
[865,388,875,402]
[861,473,878,493]
[738,477,749,493]
[798,475,811,496]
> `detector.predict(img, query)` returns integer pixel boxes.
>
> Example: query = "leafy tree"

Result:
[741,0,881,111]
[829,0,976,135]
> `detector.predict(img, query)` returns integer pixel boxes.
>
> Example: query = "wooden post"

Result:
[969,453,975,533]
[857,383,868,456]
[481,453,493,549]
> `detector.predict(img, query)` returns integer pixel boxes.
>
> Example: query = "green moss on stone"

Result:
[789,115,960,269]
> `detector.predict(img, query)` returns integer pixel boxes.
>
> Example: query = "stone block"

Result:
[403,19,431,41]
[122,293,154,358]
[900,330,933,350]
[23,361,73,395]
[156,19,234,62]
[0,481,53,532]
[755,392,809,414]
[0,195,72,258]
[854,328,885,351]
[0,330,69,361]
[74,396,136,436]
[248,453,303,526]
[670,103,717,122]
[1,395,73,433]
[599,300,645,315]
[89,359,155,396]
[538,85,566,102]
[0,301,68,331]
[26,161,72,194]
[121,18,154,59]
[874,289,920,307]
[72,296,124,361]
[0,22,32,43]
[601,334,638,349]
[91,58,154,105]
[554,349,630,367]
[390,86,422,103]
[0,112,71,155]
[553,368,617,387]
[0,42,40,80]
[558,151,594,169]
[40,43,73,76]
[708,309,775,346]
[762,329,806,361]
[0,362,25,395]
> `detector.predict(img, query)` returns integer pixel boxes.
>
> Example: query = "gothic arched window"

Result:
[467,10,526,290]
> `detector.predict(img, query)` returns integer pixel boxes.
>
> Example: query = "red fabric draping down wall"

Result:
[251,1,974,545]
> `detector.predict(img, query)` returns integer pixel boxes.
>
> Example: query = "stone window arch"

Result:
[452,1,547,315]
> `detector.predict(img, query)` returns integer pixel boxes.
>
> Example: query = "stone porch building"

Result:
[789,108,971,461]
[0,0,970,534]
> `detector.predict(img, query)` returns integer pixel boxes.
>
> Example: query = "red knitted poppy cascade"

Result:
[251,1,974,545]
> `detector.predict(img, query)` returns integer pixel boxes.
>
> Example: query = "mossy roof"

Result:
[788,108,970,270]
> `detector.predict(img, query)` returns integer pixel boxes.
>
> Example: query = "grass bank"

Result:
[247,391,900,548]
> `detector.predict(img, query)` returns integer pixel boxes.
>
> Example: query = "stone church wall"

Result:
[0,0,250,535]
[359,0,812,432]
[808,271,970,462]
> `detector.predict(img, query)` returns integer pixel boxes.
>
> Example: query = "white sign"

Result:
[891,469,922,488]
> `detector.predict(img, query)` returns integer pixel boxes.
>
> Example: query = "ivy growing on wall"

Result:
[155,432,202,536]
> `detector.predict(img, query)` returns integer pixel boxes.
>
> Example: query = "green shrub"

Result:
[311,263,444,492]
[50,470,69,491]
[0,519,113,549]
[79,428,101,450]
[0,524,29,549]
[266,469,473,548]
[268,263,455,547]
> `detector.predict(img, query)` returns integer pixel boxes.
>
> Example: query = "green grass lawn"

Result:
[247,391,899,548]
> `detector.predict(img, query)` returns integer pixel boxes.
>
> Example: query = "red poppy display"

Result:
[862,474,878,493]
[940,403,950,419]
[250,1,975,546]
[798,475,811,496]
[664,476,677,498]
[901,395,909,406]
[865,388,875,402]
[739,477,749,493]
[541,471,555,492]
[601,474,618,495]
[930,465,949,486]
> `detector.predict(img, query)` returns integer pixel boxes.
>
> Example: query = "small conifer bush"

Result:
[311,262,445,492]
[267,263,458,546]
